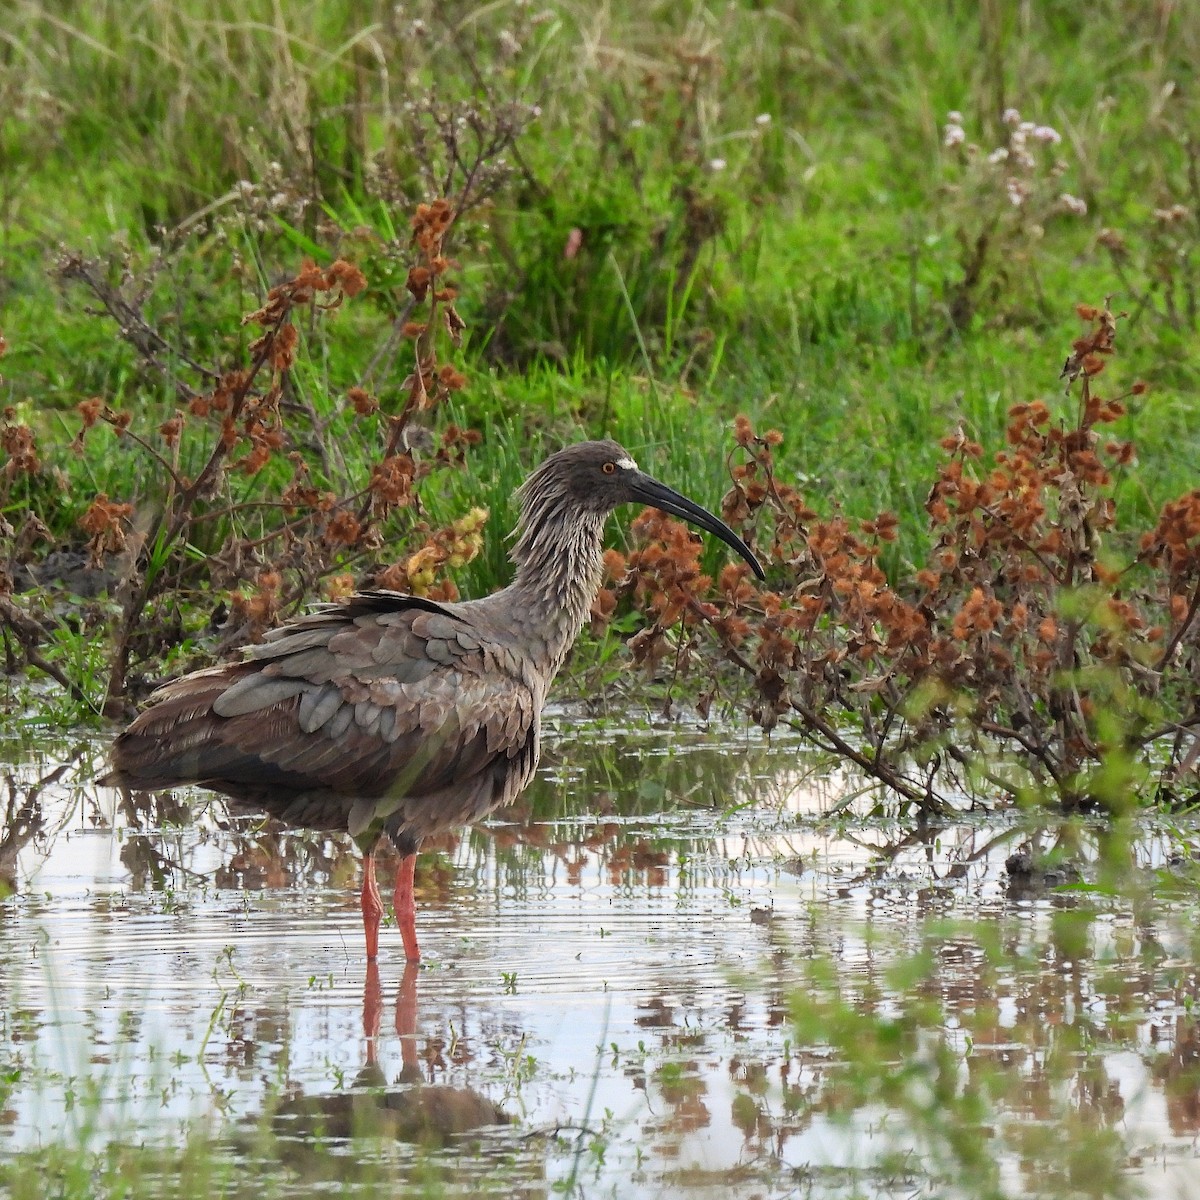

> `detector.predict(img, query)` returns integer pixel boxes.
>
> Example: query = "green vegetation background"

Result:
[1,0,1198,667]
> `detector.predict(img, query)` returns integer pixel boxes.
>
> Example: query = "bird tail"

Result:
[99,668,243,789]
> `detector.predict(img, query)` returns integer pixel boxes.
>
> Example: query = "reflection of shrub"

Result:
[611,302,1199,812]
[788,926,1133,1199]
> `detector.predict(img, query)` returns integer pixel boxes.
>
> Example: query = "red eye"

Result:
[602,462,616,474]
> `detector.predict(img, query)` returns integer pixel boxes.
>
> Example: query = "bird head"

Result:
[518,440,765,579]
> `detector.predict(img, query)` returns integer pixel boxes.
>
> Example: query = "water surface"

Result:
[0,716,1198,1198]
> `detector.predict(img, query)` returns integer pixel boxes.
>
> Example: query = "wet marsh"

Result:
[5,4,1200,1194]
[0,718,1198,1198]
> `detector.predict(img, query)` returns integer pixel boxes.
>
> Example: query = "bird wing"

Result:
[112,593,538,818]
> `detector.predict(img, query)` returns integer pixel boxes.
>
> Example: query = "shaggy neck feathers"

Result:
[495,474,609,675]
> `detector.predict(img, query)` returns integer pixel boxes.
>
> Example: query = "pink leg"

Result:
[393,852,421,962]
[361,851,383,962]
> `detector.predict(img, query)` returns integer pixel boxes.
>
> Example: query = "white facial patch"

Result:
[618,456,638,471]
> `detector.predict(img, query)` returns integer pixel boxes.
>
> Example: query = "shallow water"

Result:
[1,716,1199,1198]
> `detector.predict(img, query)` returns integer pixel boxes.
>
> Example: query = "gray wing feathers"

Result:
[325,705,354,741]
[261,648,342,680]
[423,639,457,665]
[114,597,538,817]
[221,608,534,795]
[246,626,339,658]
[412,613,465,639]
[298,686,343,733]
[213,675,311,717]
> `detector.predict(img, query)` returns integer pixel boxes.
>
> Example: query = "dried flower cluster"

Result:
[611,304,1197,811]
[0,336,39,499]
[2,200,489,715]
[400,199,468,415]
[79,495,135,567]
[370,506,489,602]
[1,410,39,484]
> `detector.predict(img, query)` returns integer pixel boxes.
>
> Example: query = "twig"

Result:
[1159,574,1200,670]
[56,254,220,393]
[975,721,1063,783]
[362,296,416,388]
[782,704,935,807]
[102,421,189,492]
[0,598,98,713]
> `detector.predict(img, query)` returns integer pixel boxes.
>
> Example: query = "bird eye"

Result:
[602,462,616,475]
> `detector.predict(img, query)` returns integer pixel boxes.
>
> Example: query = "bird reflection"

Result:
[361,961,420,1082]
[271,964,508,1145]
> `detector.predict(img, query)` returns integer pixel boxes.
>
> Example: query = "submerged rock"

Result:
[1004,849,1083,896]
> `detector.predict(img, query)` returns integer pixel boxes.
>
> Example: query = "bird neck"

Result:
[503,501,609,675]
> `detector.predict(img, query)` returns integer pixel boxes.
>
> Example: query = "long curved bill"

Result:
[629,473,766,580]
